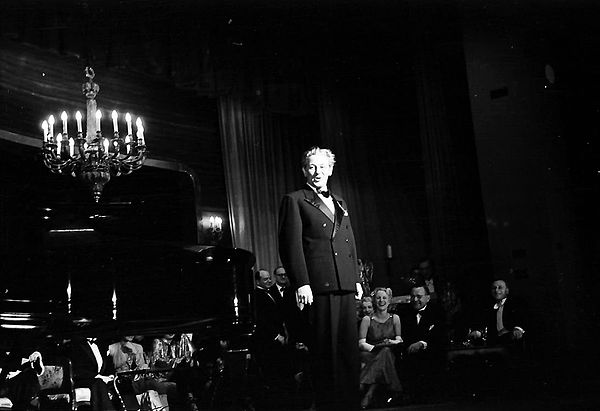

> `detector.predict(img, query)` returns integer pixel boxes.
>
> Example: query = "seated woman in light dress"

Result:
[358,287,403,409]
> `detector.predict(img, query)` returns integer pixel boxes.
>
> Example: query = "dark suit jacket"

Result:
[278,188,359,294]
[486,297,525,345]
[69,339,109,387]
[401,303,447,353]
[253,287,286,344]
[270,285,308,344]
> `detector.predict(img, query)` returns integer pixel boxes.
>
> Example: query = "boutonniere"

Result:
[336,200,349,216]
[428,324,435,331]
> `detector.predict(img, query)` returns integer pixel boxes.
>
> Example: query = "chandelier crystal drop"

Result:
[41,67,147,202]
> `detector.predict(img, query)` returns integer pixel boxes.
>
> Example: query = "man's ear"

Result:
[301,167,308,177]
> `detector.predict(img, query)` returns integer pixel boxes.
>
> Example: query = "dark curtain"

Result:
[218,91,317,271]
[318,84,428,290]
[411,4,491,300]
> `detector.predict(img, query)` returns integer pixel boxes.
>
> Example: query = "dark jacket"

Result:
[401,303,447,352]
[278,188,359,294]
[69,339,109,387]
[486,297,526,345]
[253,287,286,344]
[270,285,309,344]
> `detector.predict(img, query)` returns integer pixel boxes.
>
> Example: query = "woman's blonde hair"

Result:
[371,287,392,298]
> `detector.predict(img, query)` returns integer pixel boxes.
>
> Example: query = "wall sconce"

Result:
[205,215,223,243]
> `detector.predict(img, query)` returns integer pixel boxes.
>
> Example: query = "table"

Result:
[447,344,508,363]
[114,368,173,411]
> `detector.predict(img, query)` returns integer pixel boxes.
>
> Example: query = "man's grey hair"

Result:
[301,146,336,169]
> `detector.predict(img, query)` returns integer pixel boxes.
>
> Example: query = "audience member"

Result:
[108,335,178,410]
[251,269,292,396]
[69,337,116,411]
[271,266,290,301]
[361,296,374,318]
[400,284,447,402]
[0,350,45,409]
[358,288,403,409]
[151,333,198,410]
[469,279,525,347]
[271,266,312,406]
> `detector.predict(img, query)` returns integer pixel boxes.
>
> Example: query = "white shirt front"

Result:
[88,341,103,374]
[276,284,286,298]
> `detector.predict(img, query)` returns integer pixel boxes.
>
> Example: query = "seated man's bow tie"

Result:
[493,301,505,310]
[318,190,330,198]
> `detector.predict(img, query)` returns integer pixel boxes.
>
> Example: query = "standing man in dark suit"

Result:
[279,146,363,410]
[69,337,116,411]
[270,266,307,346]
[252,269,291,397]
[401,284,447,402]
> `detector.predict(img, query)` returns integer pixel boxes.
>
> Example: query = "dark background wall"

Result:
[463,1,600,354]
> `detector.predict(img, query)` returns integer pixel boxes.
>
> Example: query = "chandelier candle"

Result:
[41,67,147,202]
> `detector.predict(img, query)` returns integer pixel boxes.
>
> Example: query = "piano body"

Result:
[0,143,257,408]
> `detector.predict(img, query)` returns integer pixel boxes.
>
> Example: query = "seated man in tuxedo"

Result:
[471,279,525,346]
[69,337,116,411]
[469,279,526,349]
[400,284,447,402]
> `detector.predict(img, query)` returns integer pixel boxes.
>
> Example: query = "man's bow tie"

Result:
[318,190,330,198]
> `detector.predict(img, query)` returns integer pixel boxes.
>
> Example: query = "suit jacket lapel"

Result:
[331,195,347,238]
[303,190,335,223]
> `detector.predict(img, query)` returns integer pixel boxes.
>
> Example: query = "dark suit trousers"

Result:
[308,292,359,410]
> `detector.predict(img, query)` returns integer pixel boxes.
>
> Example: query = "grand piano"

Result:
[0,140,257,408]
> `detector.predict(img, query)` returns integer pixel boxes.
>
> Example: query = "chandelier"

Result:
[41,67,147,202]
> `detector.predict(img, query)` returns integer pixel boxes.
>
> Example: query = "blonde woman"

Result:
[358,287,403,408]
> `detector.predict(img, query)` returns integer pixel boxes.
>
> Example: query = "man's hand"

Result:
[407,341,426,354]
[296,285,313,309]
[356,283,363,300]
[275,334,286,345]
[28,351,44,375]
[511,328,524,340]
[28,351,42,363]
